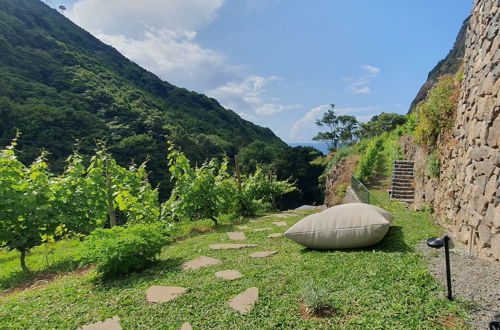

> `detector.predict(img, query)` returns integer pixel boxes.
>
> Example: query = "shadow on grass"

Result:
[0,258,81,292]
[299,226,412,254]
[94,257,185,290]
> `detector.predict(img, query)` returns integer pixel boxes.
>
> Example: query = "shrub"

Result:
[354,136,384,184]
[80,223,171,277]
[238,167,296,216]
[427,150,440,178]
[414,73,461,147]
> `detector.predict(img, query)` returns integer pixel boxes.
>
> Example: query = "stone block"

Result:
[478,223,492,246]
[491,235,500,260]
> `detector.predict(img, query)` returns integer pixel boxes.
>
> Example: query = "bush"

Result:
[427,150,440,178]
[414,73,461,146]
[80,223,171,277]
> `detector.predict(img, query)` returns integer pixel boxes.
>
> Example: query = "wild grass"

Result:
[0,208,469,329]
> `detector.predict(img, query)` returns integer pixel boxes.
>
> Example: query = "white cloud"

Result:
[69,0,225,38]
[94,28,239,91]
[362,65,380,76]
[68,0,296,123]
[290,104,330,141]
[347,86,371,95]
[345,65,380,95]
[289,105,378,142]
[206,76,300,116]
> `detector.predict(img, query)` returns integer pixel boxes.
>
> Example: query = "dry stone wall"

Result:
[412,0,500,262]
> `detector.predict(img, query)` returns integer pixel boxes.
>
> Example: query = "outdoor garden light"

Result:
[426,235,452,301]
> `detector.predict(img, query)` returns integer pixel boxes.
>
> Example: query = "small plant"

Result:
[301,279,332,315]
[80,223,171,278]
[427,150,440,178]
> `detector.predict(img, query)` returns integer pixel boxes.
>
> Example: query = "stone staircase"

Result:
[390,160,415,203]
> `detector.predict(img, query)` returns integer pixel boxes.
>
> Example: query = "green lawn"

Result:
[0,206,469,329]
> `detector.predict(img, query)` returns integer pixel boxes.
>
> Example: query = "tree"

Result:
[359,112,407,139]
[313,105,359,151]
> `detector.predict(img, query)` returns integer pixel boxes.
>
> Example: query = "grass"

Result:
[0,207,470,329]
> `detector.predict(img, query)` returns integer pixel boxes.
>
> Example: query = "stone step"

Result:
[392,190,415,195]
[392,187,415,194]
[391,193,415,199]
[393,170,414,175]
[393,160,415,165]
[393,164,414,169]
[392,174,415,180]
[392,181,413,187]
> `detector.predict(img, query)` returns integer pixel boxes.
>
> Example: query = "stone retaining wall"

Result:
[411,0,499,262]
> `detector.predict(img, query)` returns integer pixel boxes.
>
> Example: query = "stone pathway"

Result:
[82,211,298,327]
[181,256,221,271]
[79,317,121,330]
[146,286,187,303]
[228,287,259,314]
[215,270,243,280]
[209,243,258,249]
[180,322,192,330]
[250,251,278,258]
[251,227,271,232]
[227,232,246,240]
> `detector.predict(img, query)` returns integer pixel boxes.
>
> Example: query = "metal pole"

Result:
[444,235,453,300]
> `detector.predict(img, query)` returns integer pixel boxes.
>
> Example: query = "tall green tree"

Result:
[313,105,359,150]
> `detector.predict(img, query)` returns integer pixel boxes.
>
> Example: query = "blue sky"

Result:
[50,0,471,143]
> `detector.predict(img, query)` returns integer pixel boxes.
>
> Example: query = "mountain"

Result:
[408,17,469,113]
[0,0,285,197]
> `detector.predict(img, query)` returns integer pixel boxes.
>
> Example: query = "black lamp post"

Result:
[427,235,452,300]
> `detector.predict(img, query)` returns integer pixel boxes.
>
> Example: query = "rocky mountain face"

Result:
[408,17,470,113]
[406,0,500,262]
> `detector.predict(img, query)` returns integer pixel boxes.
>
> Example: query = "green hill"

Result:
[0,0,285,196]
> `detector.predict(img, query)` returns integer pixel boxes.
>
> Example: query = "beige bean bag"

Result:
[284,203,394,249]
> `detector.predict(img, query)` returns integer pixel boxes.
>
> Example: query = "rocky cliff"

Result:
[409,0,499,262]
[408,17,469,113]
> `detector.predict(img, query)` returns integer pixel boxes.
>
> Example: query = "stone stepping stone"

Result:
[272,221,287,227]
[181,256,221,270]
[268,233,284,238]
[79,316,121,330]
[250,251,278,258]
[215,269,243,280]
[271,214,289,218]
[236,225,250,230]
[249,219,261,223]
[251,227,271,232]
[209,243,258,250]
[227,232,246,240]
[180,322,192,330]
[228,287,259,314]
[146,286,187,303]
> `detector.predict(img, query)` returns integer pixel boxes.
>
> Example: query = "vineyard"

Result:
[0,137,294,276]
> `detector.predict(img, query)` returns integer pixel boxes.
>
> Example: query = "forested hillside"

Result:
[0,0,285,197]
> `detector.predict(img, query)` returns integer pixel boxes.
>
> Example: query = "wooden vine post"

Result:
[235,154,242,192]
[105,158,117,227]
